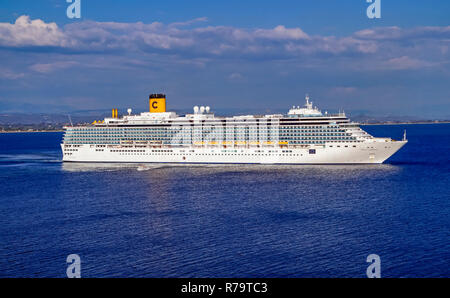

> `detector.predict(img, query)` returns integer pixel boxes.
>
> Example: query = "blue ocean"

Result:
[0,124,449,277]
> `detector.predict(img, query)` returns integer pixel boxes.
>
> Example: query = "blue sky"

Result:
[0,0,449,118]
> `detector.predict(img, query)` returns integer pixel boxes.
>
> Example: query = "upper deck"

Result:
[85,95,351,128]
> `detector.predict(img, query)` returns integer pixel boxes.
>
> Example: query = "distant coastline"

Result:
[0,130,64,133]
[362,121,450,126]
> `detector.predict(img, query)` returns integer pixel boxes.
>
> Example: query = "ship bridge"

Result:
[287,95,323,117]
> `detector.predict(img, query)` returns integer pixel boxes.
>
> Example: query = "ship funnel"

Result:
[149,93,166,113]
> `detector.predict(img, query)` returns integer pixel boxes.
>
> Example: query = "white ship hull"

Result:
[62,140,407,164]
[61,94,408,164]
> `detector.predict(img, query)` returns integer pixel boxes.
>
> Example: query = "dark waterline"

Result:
[0,124,449,277]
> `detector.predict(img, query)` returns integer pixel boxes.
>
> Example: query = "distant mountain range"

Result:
[0,110,449,126]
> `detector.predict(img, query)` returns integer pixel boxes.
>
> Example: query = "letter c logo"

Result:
[152,101,158,109]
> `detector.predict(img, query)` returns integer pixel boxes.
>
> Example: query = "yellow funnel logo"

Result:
[149,94,166,113]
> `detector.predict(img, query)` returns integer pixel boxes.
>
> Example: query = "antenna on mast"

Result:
[305,94,313,109]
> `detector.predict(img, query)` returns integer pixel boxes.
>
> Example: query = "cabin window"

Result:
[309,149,316,154]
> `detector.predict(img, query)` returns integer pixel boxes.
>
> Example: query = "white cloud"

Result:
[0,16,448,72]
[169,17,208,27]
[354,26,450,40]
[0,67,25,79]
[382,56,434,70]
[29,61,78,73]
[331,87,358,94]
[254,25,309,40]
[0,15,65,47]
[0,15,374,57]
[228,72,243,80]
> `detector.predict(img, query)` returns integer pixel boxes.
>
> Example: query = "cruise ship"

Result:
[62,94,407,164]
